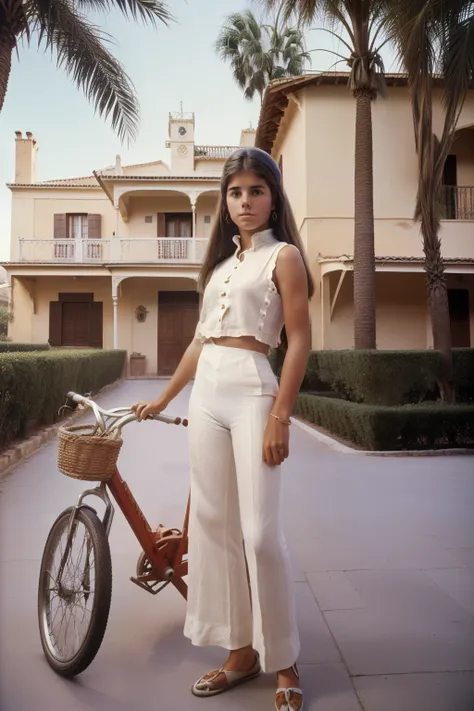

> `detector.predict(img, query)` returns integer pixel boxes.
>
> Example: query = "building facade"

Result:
[2,75,473,370]
[3,113,255,373]
[255,73,474,350]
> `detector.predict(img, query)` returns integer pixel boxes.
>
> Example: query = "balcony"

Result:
[441,186,474,220]
[16,237,209,264]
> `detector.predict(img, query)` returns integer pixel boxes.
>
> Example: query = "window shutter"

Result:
[54,214,67,239]
[49,302,62,346]
[87,214,102,239]
[89,302,103,348]
[157,213,166,237]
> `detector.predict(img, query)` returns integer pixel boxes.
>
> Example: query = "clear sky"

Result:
[0,0,398,260]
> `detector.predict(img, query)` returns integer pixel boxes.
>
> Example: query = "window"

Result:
[165,213,192,238]
[68,214,88,239]
[53,213,102,260]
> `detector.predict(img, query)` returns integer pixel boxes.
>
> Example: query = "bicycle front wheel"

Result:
[38,506,112,676]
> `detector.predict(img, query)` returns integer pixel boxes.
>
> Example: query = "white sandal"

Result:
[275,664,304,711]
[191,653,261,697]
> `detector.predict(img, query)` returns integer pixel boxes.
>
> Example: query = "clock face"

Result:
[178,126,187,136]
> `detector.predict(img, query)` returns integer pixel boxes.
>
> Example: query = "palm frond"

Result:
[217,5,310,98]
[271,64,288,79]
[309,26,353,54]
[440,2,474,115]
[72,0,174,25]
[33,0,139,143]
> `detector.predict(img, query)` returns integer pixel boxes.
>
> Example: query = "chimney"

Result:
[15,131,37,183]
[240,128,256,147]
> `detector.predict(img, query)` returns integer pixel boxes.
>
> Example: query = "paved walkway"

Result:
[1,380,473,711]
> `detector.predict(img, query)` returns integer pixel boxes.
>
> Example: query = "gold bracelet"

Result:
[269,413,291,426]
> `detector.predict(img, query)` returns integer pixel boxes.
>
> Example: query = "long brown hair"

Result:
[198,148,314,298]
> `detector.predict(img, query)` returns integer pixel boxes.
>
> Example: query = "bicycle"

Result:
[37,391,189,678]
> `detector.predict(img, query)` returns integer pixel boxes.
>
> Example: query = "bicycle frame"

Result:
[59,392,189,600]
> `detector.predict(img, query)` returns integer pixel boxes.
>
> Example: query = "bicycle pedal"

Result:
[129,575,170,595]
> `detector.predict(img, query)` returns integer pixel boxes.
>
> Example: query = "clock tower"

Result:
[167,105,195,174]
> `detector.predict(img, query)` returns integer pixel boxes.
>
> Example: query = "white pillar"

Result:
[113,296,118,349]
[112,279,119,350]
[191,201,196,238]
[114,204,120,237]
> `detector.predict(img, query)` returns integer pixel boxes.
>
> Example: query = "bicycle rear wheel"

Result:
[38,506,112,676]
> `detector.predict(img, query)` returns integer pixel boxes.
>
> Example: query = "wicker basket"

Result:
[57,424,123,481]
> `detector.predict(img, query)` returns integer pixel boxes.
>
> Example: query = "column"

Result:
[320,273,331,350]
[114,204,120,237]
[111,203,121,261]
[191,199,197,261]
[112,279,119,350]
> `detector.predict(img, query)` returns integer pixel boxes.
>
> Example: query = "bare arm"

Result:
[273,245,310,419]
[133,338,203,419]
[263,245,310,465]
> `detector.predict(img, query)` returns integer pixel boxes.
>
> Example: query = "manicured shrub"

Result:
[0,349,126,449]
[0,343,50,353]
[294,393,474,451]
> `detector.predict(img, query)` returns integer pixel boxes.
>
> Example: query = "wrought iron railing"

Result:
[441,186,474,220]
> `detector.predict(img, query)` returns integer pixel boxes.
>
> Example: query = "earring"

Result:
[271,210,278,221]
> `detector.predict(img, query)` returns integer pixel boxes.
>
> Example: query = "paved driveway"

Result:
[1,380,473,711]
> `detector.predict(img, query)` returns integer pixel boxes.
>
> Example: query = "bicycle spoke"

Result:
[41,516,99,661]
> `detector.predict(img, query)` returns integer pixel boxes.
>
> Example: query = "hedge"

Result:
[0,342,50,353]
[0,349,126,450]
[453,348,474,402]
[270,348,474,405]
[294,393,474,451]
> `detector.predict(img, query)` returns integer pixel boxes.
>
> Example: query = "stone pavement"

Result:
[1,380,473,711]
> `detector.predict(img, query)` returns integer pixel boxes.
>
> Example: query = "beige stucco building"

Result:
[2,74,473,372]
[2,112,256,373]
[255,73,474,350]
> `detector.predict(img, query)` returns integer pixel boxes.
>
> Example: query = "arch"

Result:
[115,187,194,222]
[111,272,198,295]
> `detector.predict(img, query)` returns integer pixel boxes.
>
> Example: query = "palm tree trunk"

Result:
[353,90,376,349]
[423,233,455,402]
[0,32,15,112]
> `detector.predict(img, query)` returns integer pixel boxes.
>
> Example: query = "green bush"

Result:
[0,342,51,353]
[294,393,474,451]
[453,348,474,402]
[304,350,444,405]
[0,349,126,450]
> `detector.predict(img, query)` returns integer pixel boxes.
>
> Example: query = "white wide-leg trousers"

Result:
[184,343,300,672]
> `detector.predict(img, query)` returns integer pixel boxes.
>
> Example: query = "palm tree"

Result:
[215,8,311,104]
[263,0,391,350]
[0,0,173,142]
[387,0,474,400]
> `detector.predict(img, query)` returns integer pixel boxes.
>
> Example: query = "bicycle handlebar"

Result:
[66,391,188,431]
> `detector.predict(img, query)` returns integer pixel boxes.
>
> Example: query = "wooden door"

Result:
[158,292,199,375]
[62,302,91,346]
[50,296,103,348]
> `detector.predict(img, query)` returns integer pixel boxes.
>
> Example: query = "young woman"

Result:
[133,147,314,711]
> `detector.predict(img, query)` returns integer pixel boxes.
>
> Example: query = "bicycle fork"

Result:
[56,483,114,588]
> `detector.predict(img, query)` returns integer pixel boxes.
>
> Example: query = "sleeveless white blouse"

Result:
[195,229,289,349]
